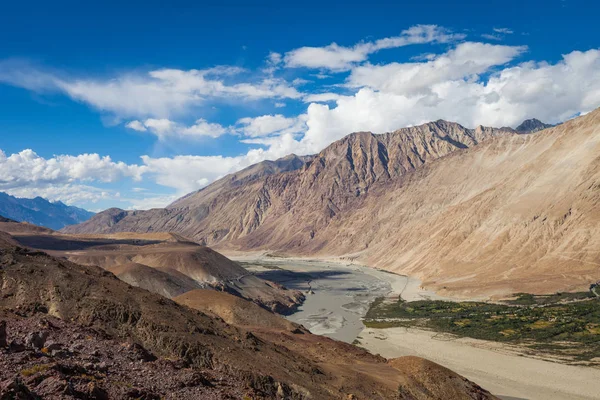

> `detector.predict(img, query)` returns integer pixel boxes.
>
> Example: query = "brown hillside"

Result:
[4,231,304,313]
[0,235,496,399]
[175,289,299,331]
[107,262,203,298]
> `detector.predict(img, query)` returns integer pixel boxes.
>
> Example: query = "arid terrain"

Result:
[64,109,600,298]
[0,219,304,314]
[0,225,496,399]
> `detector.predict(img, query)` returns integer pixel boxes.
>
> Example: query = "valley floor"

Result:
[231,254,600,400]
[359,326,600,400]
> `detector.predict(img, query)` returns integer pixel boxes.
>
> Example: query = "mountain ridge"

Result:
[63,113,583,298]
[0,192,94,230]
[65,119,517,240]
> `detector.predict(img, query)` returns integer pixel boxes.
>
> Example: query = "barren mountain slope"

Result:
[63,154,312,238]
[7,232,304,313]
[0,234,495,399]
[174,289,299,331]
[63,112,600,298]
[241,108,600,298]
[64,121,515,247]
[107,262,204,298]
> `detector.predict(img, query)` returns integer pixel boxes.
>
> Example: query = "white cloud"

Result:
[126,118,227,139]
[140,155,245,193]
[125,194,180,210]
[292,48,600,151]
[346,42,528,96]
[481,33,502,41]
[493,28,514,34]
[284,25,465,71]
[235,114,306,138]
[125,120,147,132]
[0,149,144,191]
[142,119,178,136]
[303,92,346,103]
[5,184,115,205]
[0,63,303,119]
[0,149,142,206]
[181,119,227,138]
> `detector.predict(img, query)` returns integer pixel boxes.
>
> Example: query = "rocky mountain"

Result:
[0,232,495,399]
[0,192,94,230]
[516,118,554,134]
[64,120,515,241]
[65,111,600,298]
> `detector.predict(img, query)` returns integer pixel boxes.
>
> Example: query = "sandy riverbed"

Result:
[230,254,600,400]
[360,326,600,400]
[232,256,395,342]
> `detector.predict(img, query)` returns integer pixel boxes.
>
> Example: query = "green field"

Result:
[364,292,600,363]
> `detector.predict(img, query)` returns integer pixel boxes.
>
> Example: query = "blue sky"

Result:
[0,0,598,211]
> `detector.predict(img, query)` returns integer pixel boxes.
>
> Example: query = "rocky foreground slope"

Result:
[0,218,304,315]
[63,112,600,298]
[0,234,495,399]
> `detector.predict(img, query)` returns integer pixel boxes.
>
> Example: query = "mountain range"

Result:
[0,192,94,230]
[63,112,592,299]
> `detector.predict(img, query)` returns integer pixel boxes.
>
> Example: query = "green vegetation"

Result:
[364,292,600,362]
[506,291,594,306]
[21,364,51,377]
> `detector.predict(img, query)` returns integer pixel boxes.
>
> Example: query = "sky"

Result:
[0,0,599,211]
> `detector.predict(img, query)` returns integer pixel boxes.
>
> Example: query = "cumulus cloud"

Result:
[126,118,227,139]
[0,149,143,205]
[293,48,600,151]
[0,149,144,191]
[346,42,528,95]
[140,155,245,194]
[284,25,465,71]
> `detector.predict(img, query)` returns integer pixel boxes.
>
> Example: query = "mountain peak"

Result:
[516,118,554,134]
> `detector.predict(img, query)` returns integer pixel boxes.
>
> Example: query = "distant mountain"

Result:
[0,192,94,230]
[516,118,554,134]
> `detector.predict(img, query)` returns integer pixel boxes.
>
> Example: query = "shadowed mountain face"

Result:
[0,233,496,399]
[63,112,598,298]
[0,192,94,230]
[516,118,555,134]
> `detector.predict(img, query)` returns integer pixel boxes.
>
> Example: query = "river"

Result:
[235,256,443,343]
